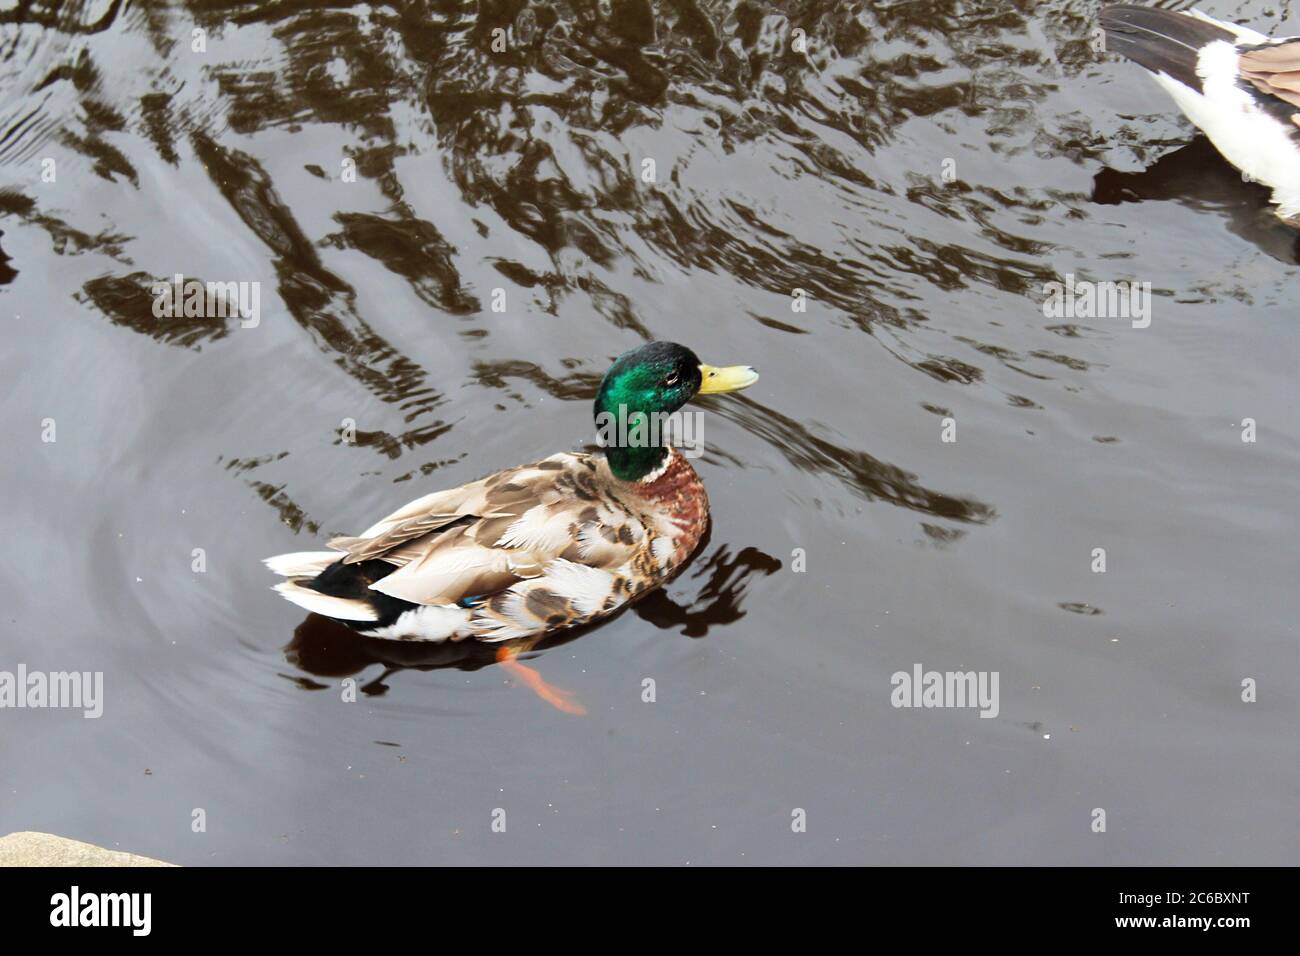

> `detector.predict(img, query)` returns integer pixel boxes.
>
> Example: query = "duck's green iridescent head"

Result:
[593,341,759,482]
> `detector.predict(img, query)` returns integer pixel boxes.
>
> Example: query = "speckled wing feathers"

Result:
[319,452,693,641]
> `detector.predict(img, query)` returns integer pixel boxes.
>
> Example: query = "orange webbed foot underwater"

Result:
[495,644,587,716]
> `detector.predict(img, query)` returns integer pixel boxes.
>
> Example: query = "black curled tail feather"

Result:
[305,558,416,629]
[1100,5,1236,93]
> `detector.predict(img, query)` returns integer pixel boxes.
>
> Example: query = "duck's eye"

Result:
[663,372,679,387]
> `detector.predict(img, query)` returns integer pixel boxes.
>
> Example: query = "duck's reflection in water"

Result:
[1093,136,1300,264]
[283,540,781,710]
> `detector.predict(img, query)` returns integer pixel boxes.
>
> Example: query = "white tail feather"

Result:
[263,551,340,577]
[272,582,379,622]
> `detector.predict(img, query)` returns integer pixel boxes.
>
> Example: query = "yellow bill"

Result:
[697,364,759,395]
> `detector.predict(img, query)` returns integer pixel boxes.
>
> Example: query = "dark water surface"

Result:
[1,0,1296,864]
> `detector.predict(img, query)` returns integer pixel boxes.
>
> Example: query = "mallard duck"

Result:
[266,342,758,648]
[1101,5,1300,222]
